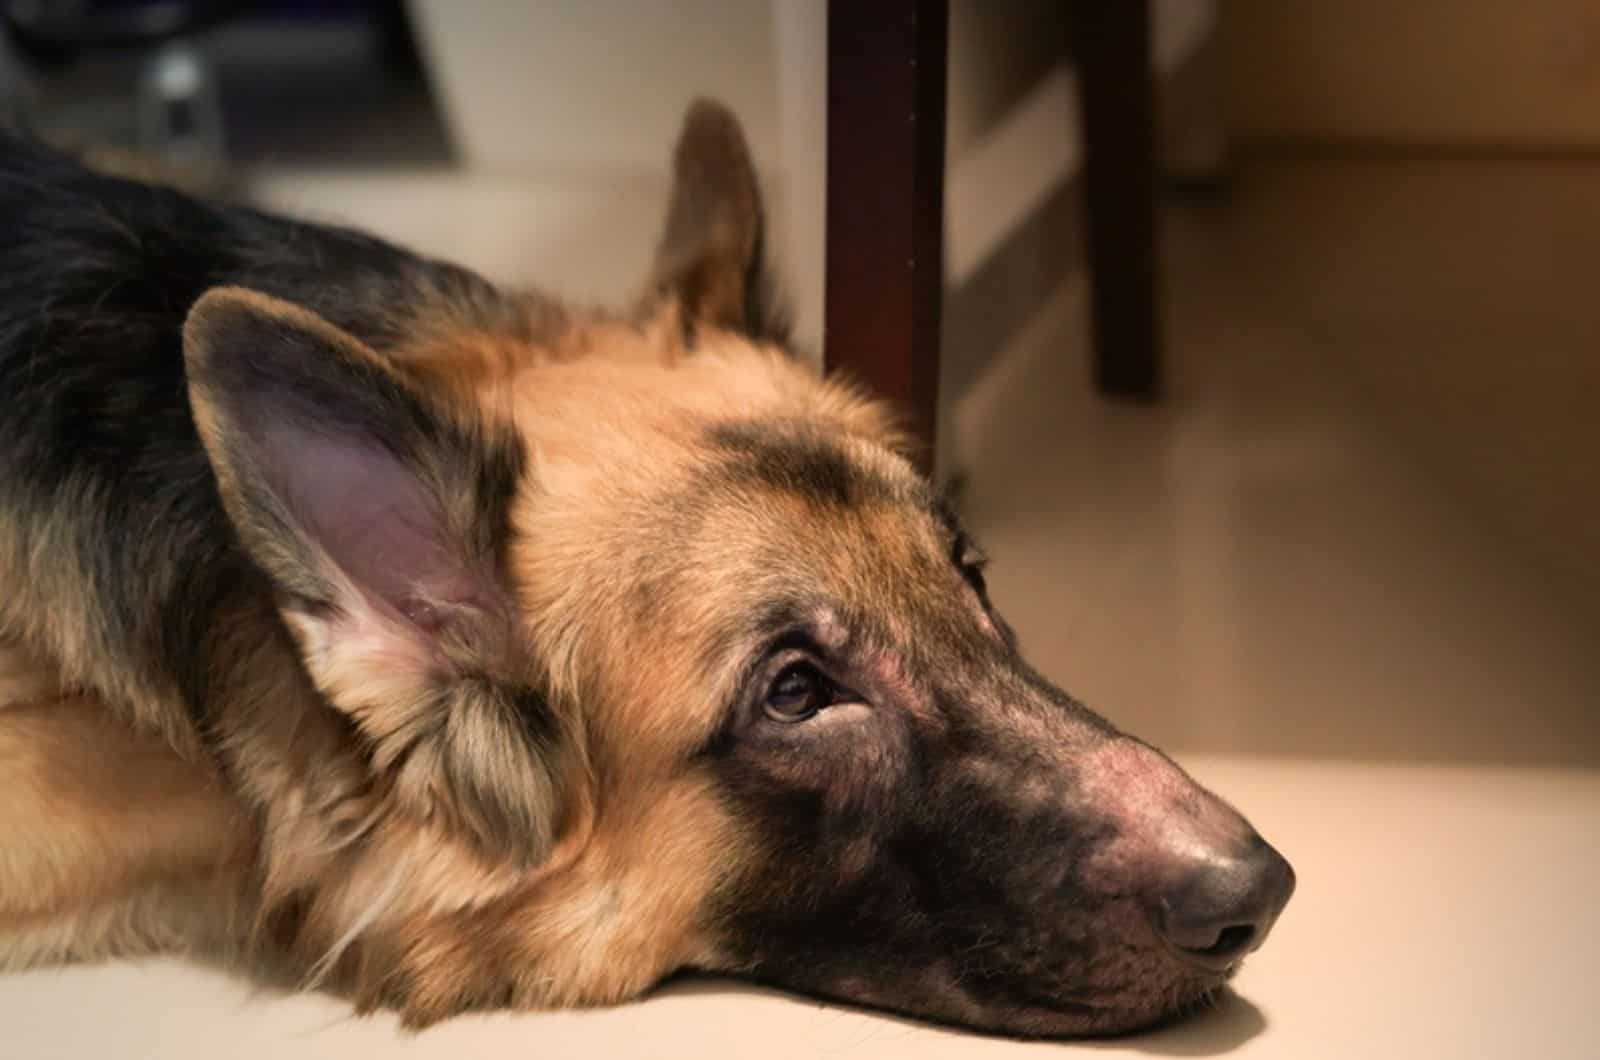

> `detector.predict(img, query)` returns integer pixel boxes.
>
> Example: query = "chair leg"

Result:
[824,0,948,473]
[1074,0,1162,400]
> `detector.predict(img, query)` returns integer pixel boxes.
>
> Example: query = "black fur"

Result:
[707,422,901,509]
[709,661,1126,1033]
[0,134,525,737]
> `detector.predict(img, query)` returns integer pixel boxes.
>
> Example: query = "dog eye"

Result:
[954,537,989,595]
[764,663,832,722]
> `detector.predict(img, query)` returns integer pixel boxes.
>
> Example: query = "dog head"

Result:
[182,100,1292,1035]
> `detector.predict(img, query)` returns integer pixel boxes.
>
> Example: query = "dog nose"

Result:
[1150,837,1296,971]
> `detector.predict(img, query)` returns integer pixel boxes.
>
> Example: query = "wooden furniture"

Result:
[1073,0,1162,400]
[824,0,1162,472]
[823,0,948,474]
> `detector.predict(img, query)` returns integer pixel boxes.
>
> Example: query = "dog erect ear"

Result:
[183,287,566,864]
[645,98,782,339]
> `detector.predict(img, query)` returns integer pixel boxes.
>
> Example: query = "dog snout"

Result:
[1148,835,1295,971]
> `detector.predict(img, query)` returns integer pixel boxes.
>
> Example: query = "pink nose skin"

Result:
[1078,740,1296,968]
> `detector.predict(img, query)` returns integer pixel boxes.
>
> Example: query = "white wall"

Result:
[395,1,1213,354]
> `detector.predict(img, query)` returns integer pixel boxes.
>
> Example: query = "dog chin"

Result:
[968,974,1231,1040]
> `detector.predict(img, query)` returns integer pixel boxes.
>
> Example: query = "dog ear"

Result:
[645,98,783,340]
[183,286,567,864]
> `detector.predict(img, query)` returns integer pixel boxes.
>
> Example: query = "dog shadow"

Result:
[206,952,1266,1053]
[1079,989,1267,1056]
[653,975,1266,1055]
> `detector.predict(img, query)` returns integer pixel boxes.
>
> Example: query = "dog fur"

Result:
[0,101,1290,1036]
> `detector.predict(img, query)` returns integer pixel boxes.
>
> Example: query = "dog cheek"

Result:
[735,706,910,818]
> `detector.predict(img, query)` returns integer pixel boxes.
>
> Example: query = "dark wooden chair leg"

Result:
[1073,0,1162,400]
[824,0,948,473]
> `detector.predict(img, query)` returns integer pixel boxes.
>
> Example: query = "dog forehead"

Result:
[692,426,946,590]
[704,421,911,508]
[490,335,951,732]
[663,451,986,710]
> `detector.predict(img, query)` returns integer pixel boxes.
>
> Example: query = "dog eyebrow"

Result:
[705,421,895,508]
[694,600,843,759]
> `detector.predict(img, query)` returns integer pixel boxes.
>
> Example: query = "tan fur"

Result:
[327,321,893,1021]
[334,322,921,1022]
[0,102,920,1026]
[0,638,62,705]
[0,299,907,1021]
[0,642,252,964]
[371,776,751,1026]
[0,508,208,761]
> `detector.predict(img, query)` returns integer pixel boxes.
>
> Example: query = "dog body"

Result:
[0,119,818,1009]
[0,104,1293,1035]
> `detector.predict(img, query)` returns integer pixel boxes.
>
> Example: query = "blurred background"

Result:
[2,0,1595,769]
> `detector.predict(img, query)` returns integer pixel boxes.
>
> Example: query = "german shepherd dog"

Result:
[0,101,1293,1036]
